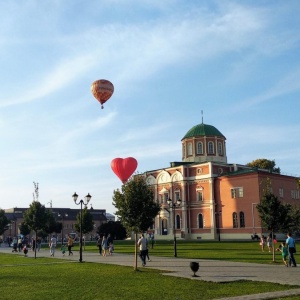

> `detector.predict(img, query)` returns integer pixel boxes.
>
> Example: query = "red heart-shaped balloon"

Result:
[111,157,138,183]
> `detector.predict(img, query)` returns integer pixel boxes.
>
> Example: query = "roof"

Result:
[182,123,225,140]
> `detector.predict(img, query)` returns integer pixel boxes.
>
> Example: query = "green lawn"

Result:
[0,241,299,300]
[84,239,292,264]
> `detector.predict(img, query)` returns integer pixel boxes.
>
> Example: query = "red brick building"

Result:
[142,122,299,240]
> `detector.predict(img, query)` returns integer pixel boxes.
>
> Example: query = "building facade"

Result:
[142,122,299,240]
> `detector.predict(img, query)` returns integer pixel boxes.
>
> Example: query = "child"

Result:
[259,235,266,252]
[276,242,288,267]
[23,245,28,257]
[61,244,66,256]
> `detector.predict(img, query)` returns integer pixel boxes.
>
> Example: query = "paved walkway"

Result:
[1,246,299,299]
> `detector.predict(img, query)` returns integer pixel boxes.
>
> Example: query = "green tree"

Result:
[0,209,10,236]
[246,158,281,173]
[256,192,291,261]
[97,221,127,240]
[74,206,94,236]
[19,222,31,236]
[289,205,300,234]
[112,175,160,270]
[23,201,54,259]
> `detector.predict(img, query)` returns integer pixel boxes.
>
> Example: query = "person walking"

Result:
[37,238,42,251]
[267,235,272,252]
[146,243,151,262]
[96,235,102,255]
[32,237,36,251]
[276,242,288,267]
[260,235,266,252]
[49,235,57,257]
[61,244,66,256]
[102,235,108,256]
[137,234,148,267]
[12,237,18,252]
[150,233,155,249]
[17,236,22,252]
[23,245,28,257]
[67,235,73,256]
[286,232,297,267]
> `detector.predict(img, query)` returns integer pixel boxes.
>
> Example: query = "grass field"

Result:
[82,239,292,264]
[0,240,299,300]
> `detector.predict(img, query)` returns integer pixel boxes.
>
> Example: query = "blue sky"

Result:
[1,0,299,215]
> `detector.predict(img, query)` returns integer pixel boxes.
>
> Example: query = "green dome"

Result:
[182,123,225,140]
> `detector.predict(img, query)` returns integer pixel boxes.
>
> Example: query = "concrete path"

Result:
[1,246,299,299]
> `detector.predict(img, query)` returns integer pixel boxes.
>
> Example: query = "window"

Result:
[164,193,169,203]
[230,187,243,198]
[218,168,223,175]
[182,145,185,159]
[291,190,300,199]
[232,212,238,228]
[239,212,245,228]
[279,188,284,198]
[175,191,181,201]
[197,191,203,201]
[231,188,236,198]
[187,142,193,156]
[159,194,164,204]
[198,214,203,228]
[197,142,203,154]
[197,168,202,174]
[175,215,180,229]
[208,141,214,154]
[218,142,223,155]
[238,188,243,197]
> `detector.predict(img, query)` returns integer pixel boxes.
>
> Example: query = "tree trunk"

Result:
[34,230,37,259]
[134,232,138,271]
[272,231,275,262]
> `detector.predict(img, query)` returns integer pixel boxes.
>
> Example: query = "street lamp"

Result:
[167,197,181,257]
[215,210,222,242]
[72,192,92,263]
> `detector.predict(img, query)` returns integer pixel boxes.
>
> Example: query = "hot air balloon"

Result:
[111,157,138,183]
[90,79,114,109]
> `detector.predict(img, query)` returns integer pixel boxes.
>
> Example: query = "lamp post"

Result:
[215,210,222,242]
[72,192,92,263]
[167,197,181,257]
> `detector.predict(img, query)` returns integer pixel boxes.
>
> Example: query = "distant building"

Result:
[3,207,107,242]
[141,121,299,240]
[105,213,116,222]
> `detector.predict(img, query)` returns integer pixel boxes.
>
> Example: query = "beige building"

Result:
[3,207,107,243]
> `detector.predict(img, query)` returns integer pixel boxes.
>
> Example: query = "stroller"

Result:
[12,242,18,252]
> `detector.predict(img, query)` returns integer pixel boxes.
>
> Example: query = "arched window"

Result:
[182,145,185,159]
[175,190,181,201]
[175,215,180,229]
[198,214,204,228]
[187,142,193,156]
[208,141,214,154]
[197,142,203,154]
[232,212,238,228]
[218,142,223,155]
[240,212,245,228]
[162,219,168,235]
[196,190,203,201]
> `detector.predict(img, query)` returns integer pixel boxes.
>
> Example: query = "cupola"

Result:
[181,121,227,163]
